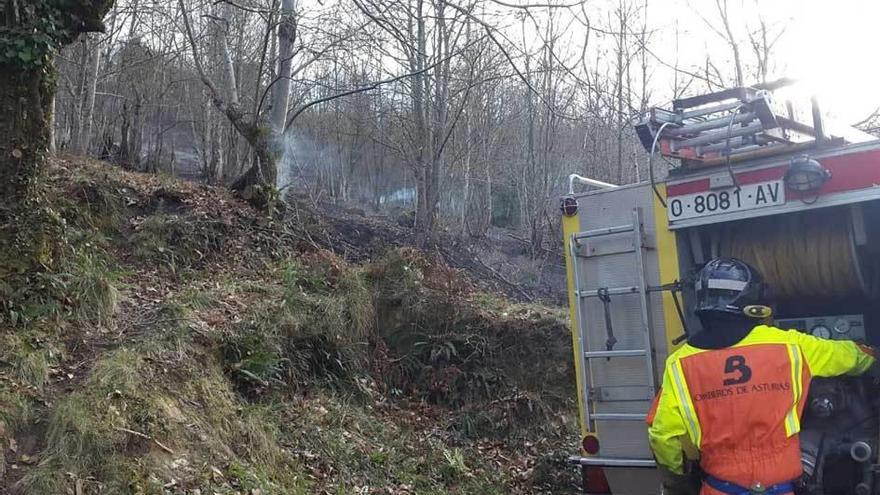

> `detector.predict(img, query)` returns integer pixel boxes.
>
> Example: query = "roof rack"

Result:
[635,78,842,168]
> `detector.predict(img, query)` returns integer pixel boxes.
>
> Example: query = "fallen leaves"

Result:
[0,156,577,494]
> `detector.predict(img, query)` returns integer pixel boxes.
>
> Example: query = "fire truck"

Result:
[562,80,880,494]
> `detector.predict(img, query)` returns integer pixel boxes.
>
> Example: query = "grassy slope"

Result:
[0,157,578,494]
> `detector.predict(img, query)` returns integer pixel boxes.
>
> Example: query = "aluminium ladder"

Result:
[569,207,660,434]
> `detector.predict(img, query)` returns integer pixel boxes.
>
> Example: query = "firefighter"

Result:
[648,257,876,495]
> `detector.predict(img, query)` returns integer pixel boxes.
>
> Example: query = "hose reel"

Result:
[717,207,879,300]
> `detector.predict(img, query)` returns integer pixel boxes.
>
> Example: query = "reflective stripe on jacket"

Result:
[648,325,875,491]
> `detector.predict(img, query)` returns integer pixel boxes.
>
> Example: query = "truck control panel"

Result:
[776,314,866,341]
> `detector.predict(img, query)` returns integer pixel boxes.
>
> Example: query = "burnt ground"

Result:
[0,156,579,494]
[293,196,568,306]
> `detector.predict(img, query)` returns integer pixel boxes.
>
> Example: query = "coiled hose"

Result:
[719,210,875,300]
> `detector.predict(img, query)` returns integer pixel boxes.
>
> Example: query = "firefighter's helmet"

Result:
[695,257,768,318]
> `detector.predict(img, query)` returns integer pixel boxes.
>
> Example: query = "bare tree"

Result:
[715,0,743,86]
[270,0,296,136]
[40,0,792,247]
[179,0,278,201]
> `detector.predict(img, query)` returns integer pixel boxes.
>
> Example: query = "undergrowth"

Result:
[370,249,573,441]
[19,332,305,494]
[129,214,230,275]
[220,252,375,398]
[0,158,579,494]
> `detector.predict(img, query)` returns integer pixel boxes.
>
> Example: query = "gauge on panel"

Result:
[833,319,851,335]
[811,325,832,339]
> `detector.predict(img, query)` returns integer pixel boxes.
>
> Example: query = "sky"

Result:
[292,0,880,125]
[648,0,880,124]
[486,0,880,125]
[777,0,880,123]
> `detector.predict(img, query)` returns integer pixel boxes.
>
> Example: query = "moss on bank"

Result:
[0,157,579,494]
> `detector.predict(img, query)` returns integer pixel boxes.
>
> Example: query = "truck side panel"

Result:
[564,182,683,494]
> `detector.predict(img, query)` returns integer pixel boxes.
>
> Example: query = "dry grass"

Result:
[0,158,579,494]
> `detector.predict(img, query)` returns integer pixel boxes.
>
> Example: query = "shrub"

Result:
[128,214,229,273]
[1,249,119,329]
[222,256,376,398]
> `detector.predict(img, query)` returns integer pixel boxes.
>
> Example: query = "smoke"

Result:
[276,132,331,192]
[275,134,298,192]
[276,130,413,207]
[379,187,415,206]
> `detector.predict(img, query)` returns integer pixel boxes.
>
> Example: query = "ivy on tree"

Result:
[1,0,114,199]
[0,0,114,277]
[1,1,112,68]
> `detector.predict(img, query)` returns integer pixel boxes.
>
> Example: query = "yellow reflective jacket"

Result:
[648,325,875,476]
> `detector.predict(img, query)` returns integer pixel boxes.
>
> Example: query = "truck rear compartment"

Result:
[680,202,880,495]
[568,185,880,494]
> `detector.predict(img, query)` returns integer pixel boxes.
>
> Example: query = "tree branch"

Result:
[284,33,487,132]
[285,57,447,132]
[178,0,222,104]
[213,0,274,15]
[489,0,586,9]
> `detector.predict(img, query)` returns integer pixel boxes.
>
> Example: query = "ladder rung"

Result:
[591,413,647,421]
[577,286,639,298]
[569,455,656,468]
[675,121,763,149]
[573,224,634,240]
[584,349,647,359]
[666,111,755,136]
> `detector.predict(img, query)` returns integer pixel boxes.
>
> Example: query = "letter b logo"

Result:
[723,355,752,386]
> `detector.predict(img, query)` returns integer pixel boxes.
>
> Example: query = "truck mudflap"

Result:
[569,456,662,494]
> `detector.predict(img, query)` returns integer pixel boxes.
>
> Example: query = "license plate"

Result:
[667,180,785,221]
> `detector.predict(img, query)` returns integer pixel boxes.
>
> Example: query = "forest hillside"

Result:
[0,156,578,494]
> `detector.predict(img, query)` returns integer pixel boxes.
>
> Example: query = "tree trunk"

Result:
[0,68,53,202]
[70,38,89,153]
[230,134,274,191]
[0,0,113,206]
[75,34,101,155]
[414,167,430,230]
[270,0,295,133]
[125,94,144,169]
[120,102,132,166]
[270,0,296,190]
[615,1,626,184]
[179,0,277,201]
[215,4,240,107]
[410,0,434,233]
[199,92,211,179]
[716,0,743,86]
[462,108,471,230]
[210,116,224,182]
[48,93,57,156]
